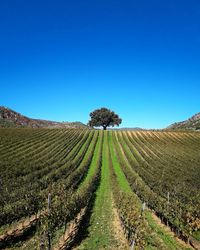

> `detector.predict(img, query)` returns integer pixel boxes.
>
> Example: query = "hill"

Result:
[168,112,200,131]
[0,106,88,128]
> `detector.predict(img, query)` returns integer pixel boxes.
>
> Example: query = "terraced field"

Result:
[0,128,200,249]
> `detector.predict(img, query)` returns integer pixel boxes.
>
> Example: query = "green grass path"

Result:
[76,132,124,250]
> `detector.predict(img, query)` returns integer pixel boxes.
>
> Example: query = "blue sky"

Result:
[0,0,200,128]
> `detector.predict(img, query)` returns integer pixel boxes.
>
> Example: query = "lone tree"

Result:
[88,107,122,130]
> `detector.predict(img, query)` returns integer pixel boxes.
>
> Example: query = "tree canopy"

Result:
[88,107,122,130]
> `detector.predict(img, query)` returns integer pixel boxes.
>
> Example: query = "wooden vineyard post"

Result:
[48,193,51,214]
[167,192,170,204]
[130,239,135,250]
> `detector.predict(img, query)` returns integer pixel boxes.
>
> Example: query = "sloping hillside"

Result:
[168,112,200,130]
[0,106,87,128]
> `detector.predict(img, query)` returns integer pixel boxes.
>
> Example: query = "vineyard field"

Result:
[0,128,200,250]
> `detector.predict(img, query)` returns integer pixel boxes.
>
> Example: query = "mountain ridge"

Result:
[0,106,87,128]
[167,112,200,131]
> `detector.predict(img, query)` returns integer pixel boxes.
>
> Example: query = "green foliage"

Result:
[88,107,122,130]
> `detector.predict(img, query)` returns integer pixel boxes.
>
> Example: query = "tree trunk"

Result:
[103,126,107,130]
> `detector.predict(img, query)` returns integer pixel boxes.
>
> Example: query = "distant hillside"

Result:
[168,112,200,131]
[0,106,88,129]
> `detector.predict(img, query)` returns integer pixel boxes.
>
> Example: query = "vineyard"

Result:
[0,128,200,250]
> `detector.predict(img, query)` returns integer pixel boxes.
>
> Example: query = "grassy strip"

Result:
[77,131,120,250]
[108,131,148,249]
[145,212,192,250]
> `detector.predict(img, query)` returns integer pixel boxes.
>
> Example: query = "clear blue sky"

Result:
[0,0,200,128]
